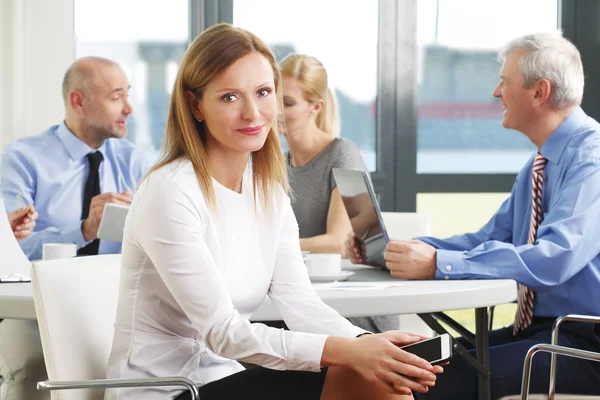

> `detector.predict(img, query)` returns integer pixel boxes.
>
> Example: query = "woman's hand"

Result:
[346,234,392,269]
[323,331,445,396]
[345,233,376,266]
[8,206,38,241]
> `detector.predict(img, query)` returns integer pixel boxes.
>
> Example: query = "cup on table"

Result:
[301,250,310,263]
[305,253,342,276]
[42,243,77,260]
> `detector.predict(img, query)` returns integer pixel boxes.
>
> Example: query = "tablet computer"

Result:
[97,203,130,242]
[332,168,389,268]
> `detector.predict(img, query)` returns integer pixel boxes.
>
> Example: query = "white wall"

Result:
[1,0,75,149]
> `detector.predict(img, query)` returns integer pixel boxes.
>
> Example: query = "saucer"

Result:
[309,271,355,283]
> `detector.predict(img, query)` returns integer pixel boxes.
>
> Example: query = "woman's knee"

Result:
[321,366,414,400]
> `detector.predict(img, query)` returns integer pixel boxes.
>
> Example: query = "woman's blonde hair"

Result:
[280,54,340,137]
[146,23,288,208]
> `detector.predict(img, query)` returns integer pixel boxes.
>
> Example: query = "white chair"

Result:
[381,212,434,337]
[31,254,199,400]
[0,319,49,400]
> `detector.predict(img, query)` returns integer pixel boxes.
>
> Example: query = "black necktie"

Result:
[78,151,103,256]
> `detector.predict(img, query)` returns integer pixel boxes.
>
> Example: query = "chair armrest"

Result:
[521,343,600,400]
[37,376,200,400]
[549,314,600,399]
[552,314,600,345]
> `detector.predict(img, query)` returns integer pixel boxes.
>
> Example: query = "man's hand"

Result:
[384,240,437,279]
[82,192,131,241]
[8,206,38,241]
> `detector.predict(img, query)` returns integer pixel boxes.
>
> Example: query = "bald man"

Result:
[1,57,150,260]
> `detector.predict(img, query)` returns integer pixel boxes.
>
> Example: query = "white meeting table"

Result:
[0,263,516,400]
[253,263,516,320]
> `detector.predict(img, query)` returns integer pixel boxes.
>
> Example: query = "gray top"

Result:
[288,138,366,238]
[287,138,397,333]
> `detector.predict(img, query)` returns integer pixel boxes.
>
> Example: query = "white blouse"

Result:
[105,160,364,400]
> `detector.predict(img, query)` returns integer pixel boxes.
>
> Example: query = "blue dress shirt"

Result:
[420,107,600,318]
[1,122,150,260]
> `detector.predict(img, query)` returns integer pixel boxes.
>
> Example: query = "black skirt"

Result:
[175,367,328,400]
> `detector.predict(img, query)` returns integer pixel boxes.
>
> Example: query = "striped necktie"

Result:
[514,152,547,334]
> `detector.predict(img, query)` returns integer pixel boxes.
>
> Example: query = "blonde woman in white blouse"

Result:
[105,23,443,400]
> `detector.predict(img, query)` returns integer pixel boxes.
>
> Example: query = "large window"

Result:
[233,0,379,171]
[416,0,558,174]
[74,0,189,161]
[73,0,568,214]
[417,193,509,238]
[410,0,559,331]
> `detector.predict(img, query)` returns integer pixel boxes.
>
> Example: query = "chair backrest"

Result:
[31,254,122,400]
[381,212,432,240]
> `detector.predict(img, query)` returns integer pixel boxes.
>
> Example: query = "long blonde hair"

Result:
[146,23,288,208]
[280,54,340,137]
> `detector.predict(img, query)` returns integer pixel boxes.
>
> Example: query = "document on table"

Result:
[0,198,32,282]
[313,281,411,291]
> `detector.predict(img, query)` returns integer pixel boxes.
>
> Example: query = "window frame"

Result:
[194,1,587,212]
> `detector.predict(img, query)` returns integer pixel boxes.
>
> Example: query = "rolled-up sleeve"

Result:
[1,145,89,259]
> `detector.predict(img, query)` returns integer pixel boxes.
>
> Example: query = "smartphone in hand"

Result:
[399,333,453,365]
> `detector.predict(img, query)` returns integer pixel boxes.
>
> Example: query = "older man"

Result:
[372,33,600,398]
[1,56,149,260]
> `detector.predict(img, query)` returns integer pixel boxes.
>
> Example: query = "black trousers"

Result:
[414,318,600,400]
[175,367,328,400]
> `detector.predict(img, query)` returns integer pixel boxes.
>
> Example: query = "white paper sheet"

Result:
[0,198,32,282]
[313,281,411,291]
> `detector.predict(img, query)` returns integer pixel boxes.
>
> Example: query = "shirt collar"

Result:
[540,106,586,164]
[56,121,107,161]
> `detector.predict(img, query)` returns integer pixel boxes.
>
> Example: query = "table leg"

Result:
[419,313,483,373]
[475,307,491,400]
[419,311,492,400]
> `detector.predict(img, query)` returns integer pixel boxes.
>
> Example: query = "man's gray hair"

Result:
[499,32,584,109]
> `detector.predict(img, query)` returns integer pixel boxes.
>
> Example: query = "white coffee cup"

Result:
[301,250,310,264]
[42,243,77,261]
[305,253,342,276]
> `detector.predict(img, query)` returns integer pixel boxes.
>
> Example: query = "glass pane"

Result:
[416,0,558,173]
[416,192,510,238]
[233,0,378,171]
[444,303,517,334]
[74,0,189,162]
[417,192,517,331]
